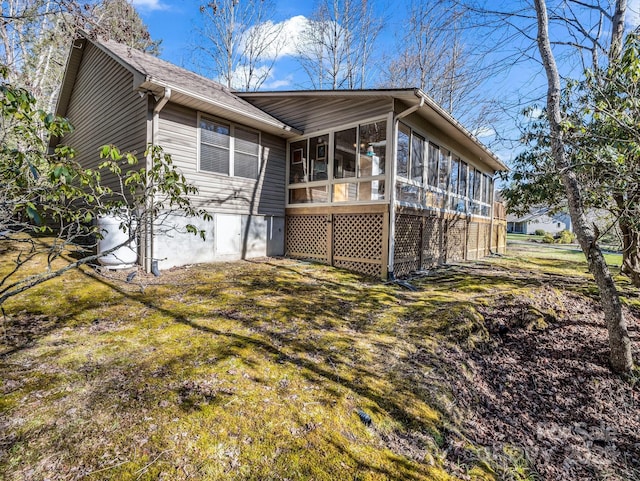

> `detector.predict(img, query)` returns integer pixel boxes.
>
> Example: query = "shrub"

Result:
[542,233,555,243]
[534,229,546,236]
[555,230,575,244]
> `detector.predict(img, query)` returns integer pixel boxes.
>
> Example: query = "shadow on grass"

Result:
[3,256,639,480]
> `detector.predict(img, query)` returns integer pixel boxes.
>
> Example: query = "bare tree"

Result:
[381,0,493,129]
[195,0,284,91]
[1,0,159,112]
[454,0,635,372]
[296,0,382,89]
[530,0,633,372]
[90,0,162,55]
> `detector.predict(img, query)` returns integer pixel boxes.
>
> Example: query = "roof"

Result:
[240,89,508,173]
[506,207,553,223]
[56,33,301,138]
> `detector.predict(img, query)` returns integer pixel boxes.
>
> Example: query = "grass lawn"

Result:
[0,241,638,480]
[506,239,623,269]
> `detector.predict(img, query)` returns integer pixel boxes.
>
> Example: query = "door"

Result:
[215,214,242,257]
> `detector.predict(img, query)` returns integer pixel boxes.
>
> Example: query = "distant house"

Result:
[506,207,569,235]
[53,33,508,279]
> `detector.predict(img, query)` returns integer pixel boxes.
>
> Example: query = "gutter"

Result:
[413,89,507,173]
[148,79,302,137]
[143,87,171,273]
[388,96,425,278]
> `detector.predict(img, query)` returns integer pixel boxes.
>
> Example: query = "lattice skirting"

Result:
[333,213,385,277]
[492,221,507,254]
[394,213,454,277]
[286,214,328,261]
[286,212,386,278]
[467,222,479,260]
[393,212,493,277]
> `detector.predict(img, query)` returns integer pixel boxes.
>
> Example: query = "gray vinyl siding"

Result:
[62,43,147,192]
[157,102,286,216]
[241,96,393,134]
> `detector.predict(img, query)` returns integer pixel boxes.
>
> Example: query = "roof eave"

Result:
[140,79,302,137]
[412,89,509,173]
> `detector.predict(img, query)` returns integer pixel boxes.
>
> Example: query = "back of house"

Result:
[53,33,507,279]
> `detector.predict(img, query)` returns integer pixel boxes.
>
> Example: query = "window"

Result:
[438,148,450,191]
[427,142,439,187]
[396,123,423,184]
[411,133,425,183]
[474,169,482,201]
[450,156,460,194]
[199,116,260,179]
[396,124,410,178]
[334,128,357,179]
[459,161,468,198]
[288,121,386,205]
[310,135,329,181]
[200,119,230,175]
[289,140,307,184]
[359,120,386,177]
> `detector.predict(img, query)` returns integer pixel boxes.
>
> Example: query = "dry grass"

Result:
[0,241,638,480]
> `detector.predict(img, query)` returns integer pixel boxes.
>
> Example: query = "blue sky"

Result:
[131,0,400,89]
[130,0,640,163]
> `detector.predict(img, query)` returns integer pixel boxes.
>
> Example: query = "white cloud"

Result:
[131,0,169,12]
[243,15,311,61]
[473,126,496,138]
[628,0,640,28]
[261,75,294,90]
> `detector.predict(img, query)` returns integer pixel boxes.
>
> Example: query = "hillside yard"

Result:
[1,241,639,480]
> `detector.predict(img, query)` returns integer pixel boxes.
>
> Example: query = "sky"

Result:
[131,0,398,90]
[129,0,640,164]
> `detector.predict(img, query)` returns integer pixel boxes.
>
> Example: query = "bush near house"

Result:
[534,229,546,236]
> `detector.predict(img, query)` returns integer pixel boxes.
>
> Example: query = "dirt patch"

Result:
[440,274,640,480]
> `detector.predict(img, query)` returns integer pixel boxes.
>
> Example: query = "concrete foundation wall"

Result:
[152,212,284,270]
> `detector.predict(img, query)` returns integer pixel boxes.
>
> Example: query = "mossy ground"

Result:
[0,240,637,480]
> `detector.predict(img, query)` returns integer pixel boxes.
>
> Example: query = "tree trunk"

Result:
[617,196,640,287]
[621,228,640,287]
[533,0,633,373]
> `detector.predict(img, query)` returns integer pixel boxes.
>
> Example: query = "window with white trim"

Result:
[199,116,260,179]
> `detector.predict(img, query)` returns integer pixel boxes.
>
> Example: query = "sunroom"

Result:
[239,89,509,279]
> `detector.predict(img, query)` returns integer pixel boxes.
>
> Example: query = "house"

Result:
[53,33,508,279]
[506,207,569,235]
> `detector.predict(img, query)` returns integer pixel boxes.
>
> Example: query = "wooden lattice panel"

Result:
[467,222,480,260]
[394,213,422,277]
[479,223,490,256]
[422,216,443,268]
[334,260,383,278]
[333,213,383,261]
[446,218,466,262]
[286,215,328,261]
[333,213,384,278]
[493,221,507,254]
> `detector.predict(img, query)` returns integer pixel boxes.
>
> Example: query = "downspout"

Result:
[488,173,496,255]
[144,87,171,273]
[388,93,425,278]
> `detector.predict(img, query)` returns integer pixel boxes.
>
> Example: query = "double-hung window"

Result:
[199,116,260,179]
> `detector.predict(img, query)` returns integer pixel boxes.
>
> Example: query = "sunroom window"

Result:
[334,128,357,179]
[288,121,386,205]
[396,124,410,178]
